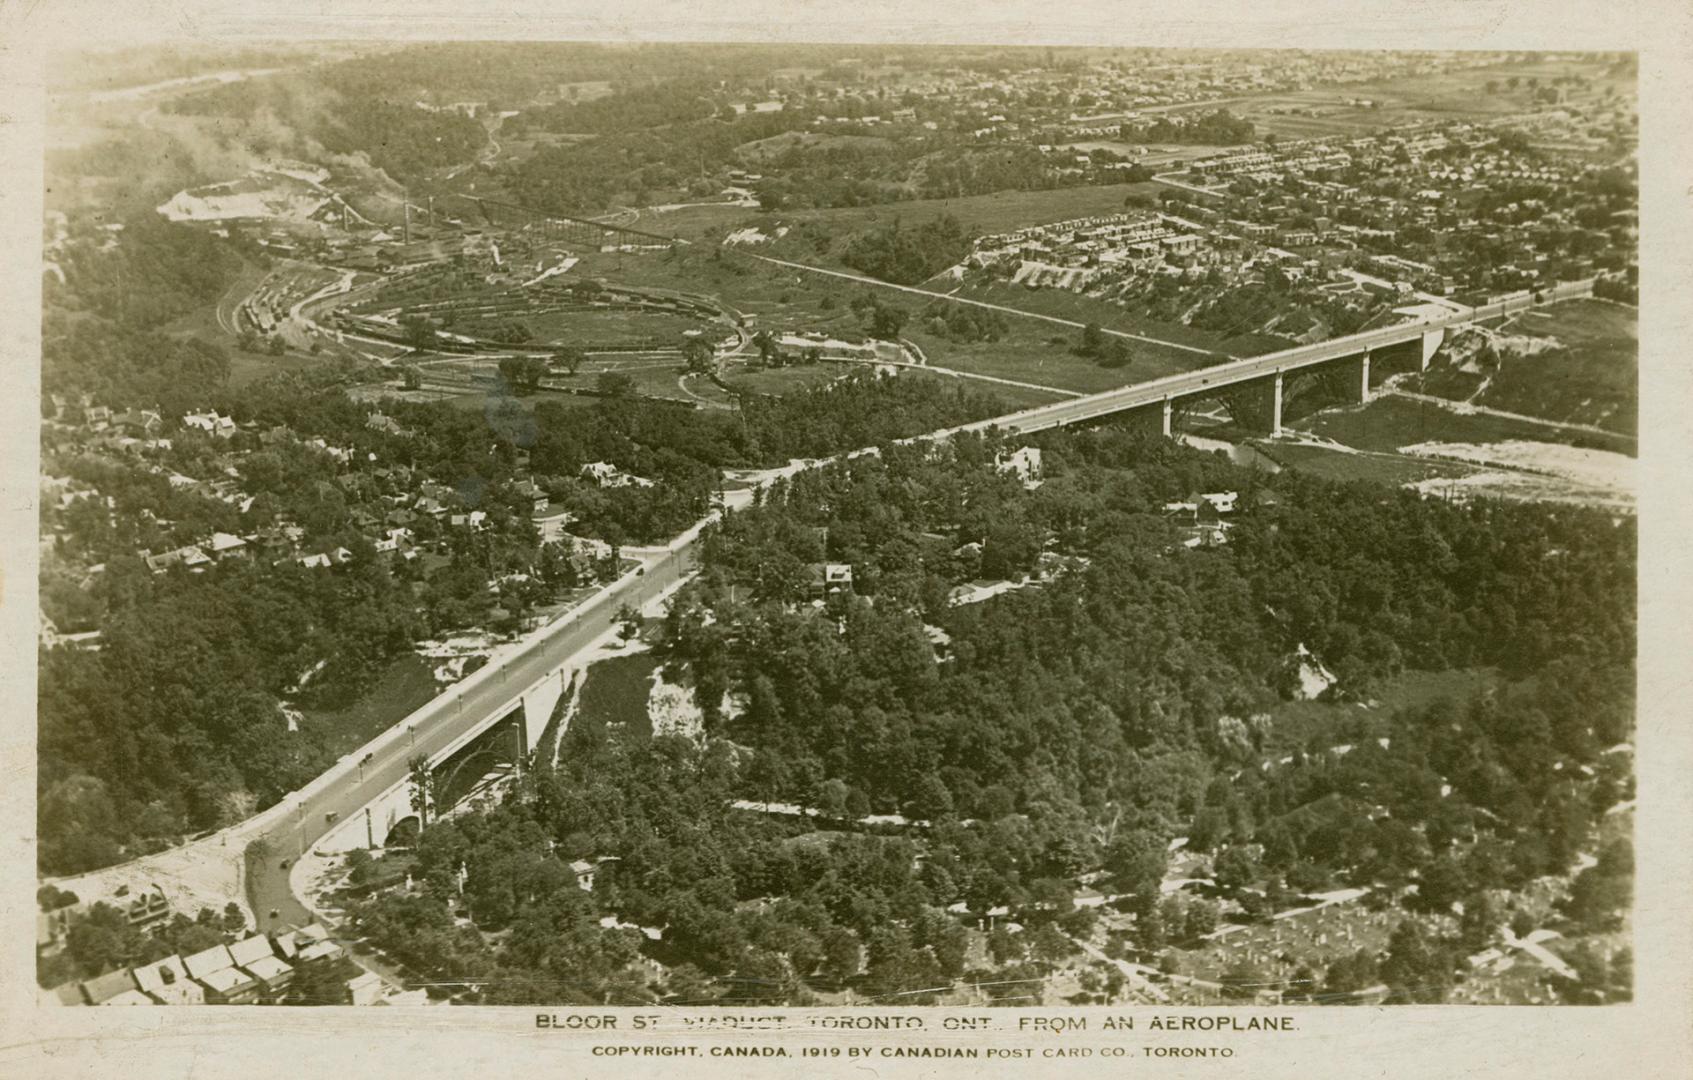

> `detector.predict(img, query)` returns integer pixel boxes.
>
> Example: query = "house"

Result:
[183,943,261,1004]
[512,478,549,515]
[143,545,212,574]
[208,532,249,560]
[182,411,237,439]
[347,970,386,1006]
[373,527,414,556]
[40,982,86,1007]
[569,860,599,891]
[81,968,146,1006]
[995,446,1044,489]
[365,411,413,438]
[569,856,619,892]
[808,562,853,600]
[133,954,204,1005]
[230,934,294,993]
[124,887,172,932]
[113,409,163,436]
[275,924,345,965]
[580,461,653,488]
[449,510,488,530]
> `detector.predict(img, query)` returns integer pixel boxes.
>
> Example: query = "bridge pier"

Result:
[1358,351,1372,404]
[1221,372,1283,436]
[1162,397,1173,438]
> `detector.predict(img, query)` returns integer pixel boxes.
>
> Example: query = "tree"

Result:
[597,372,637,398]
[498,355,547,393]
[1380,919,1452,1004]
[1077,322,1106,357]
[1103,830,1168,911]
[752,330,781,367]
[616,602,642,643]
[868,302,908,340]
[399,314,437,351]
[552,347,587,377]
[682,336,716,375]
[408,753,436,828]
[1212,845,1262,893]
[400,364,423,390]
[1097,338,1132,369]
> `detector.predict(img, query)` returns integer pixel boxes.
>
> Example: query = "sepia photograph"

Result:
[3,1,1690,1075]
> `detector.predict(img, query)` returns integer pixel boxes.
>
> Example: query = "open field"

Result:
[771,181,1166,240]
[1247,440,1475,488]
[296,653,442,762]
[908,326,1190,395]
[1232,57,1631,141]
[951,279,1287,357]
[500,307,705,347]
[576,651,662,739]
[1261,666,1502,755]
[718,361,844,398]
[1291,396,1636,456]
[1480,300,1637,435]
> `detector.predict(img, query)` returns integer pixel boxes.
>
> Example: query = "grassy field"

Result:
[908,326,1179,395]
[952,280,1286,357]
[1249,440,1475,487]
[771,181,1166,240]
[1291,397,1637,456]
[576,651,661,738]
[1479,300,1638,435]
[718,360,844,398]
[297,653,442,761]
[1233,57,1630,141]
[1261,666,1501,755]
[511,307,704,347]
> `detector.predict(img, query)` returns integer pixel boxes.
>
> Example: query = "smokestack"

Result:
[427,195,434,224]
[403,197,411,246]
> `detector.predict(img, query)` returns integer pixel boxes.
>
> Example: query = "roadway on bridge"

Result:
[951,280,1595,437]
[246,539,700,928]
[244,279,1594,928]
[65,276,1594,932]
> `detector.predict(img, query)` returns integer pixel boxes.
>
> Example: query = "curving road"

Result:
[51,275,1597,932]
[245,535,705,927]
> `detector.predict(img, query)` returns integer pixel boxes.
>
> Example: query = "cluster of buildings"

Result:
[39,392,625,653]
[42,922,353,1007]
[1155,117,1635,298]
[970,212,1209,287]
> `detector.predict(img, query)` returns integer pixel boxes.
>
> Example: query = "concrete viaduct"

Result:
[947,278,1596,443]
[48,277,1596,928]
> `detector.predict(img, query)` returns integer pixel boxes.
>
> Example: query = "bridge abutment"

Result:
[1419,328,1444,371]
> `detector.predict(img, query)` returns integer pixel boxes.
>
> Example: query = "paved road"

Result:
[245,538,701,928]
[62,276,1598,929]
